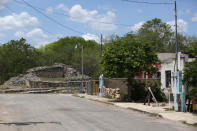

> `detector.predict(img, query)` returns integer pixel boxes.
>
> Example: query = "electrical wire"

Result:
[4,4,55,36]
[122,0,173,5]
[20,0,84,34]
[14,0,132,27]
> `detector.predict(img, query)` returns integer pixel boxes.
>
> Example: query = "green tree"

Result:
[137,18,173,52]
[100,33,160,100]
[184,36,197,57]
[183,59,197,111]
[0,38,40,84]
[38,37,100,78]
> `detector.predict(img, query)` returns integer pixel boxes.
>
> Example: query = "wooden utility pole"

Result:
[100,34,103,56]
[175,0,178,72]
[81,44,84,93]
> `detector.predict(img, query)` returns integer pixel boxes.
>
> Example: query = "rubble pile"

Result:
[103,87,121,99]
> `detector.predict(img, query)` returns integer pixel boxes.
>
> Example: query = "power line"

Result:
[122,0,173,5]
[14,0,132,27]
[19,0,84,34]
[4,4,55,36]
[13,0,105,39]
[4,5,15,13]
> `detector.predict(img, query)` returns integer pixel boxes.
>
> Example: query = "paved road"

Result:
[0,94,196,131]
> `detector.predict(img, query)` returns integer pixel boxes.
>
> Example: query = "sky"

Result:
[0,0,197,47]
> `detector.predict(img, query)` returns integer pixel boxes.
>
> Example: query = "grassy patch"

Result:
[103,95,112,99]
[80,96,85,98]
[182,121,197,126]
[164,108,174,111]
[72,94,85,98]
[72,94,80,97]
[149,113,161,118]
[40,77,69,82]
[40,77,82,82]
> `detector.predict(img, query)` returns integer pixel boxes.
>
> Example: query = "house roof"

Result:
[157,53,188,63]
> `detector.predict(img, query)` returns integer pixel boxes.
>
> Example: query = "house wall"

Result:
[160,54,186,96]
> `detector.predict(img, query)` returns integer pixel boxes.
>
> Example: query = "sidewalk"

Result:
[78,94,197,125]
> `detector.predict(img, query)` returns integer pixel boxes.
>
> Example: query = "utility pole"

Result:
[174,0,179,111]
[175,0,178,72]
[174,0,185,112]
[100,34,103,56]
[81,44,84,93]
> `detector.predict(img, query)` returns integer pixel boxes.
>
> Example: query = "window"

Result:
[156,72,161,79]
[165,70,171,88]
[143,72,146,79]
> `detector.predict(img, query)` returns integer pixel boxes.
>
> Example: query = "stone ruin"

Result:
[102,87,121,99]
[4,63,90,89]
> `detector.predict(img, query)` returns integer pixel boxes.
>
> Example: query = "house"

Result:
[135,52,195,96]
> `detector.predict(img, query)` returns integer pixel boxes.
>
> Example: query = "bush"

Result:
[129,79,167,102]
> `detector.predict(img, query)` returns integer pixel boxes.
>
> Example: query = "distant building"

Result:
[135,52,195,96]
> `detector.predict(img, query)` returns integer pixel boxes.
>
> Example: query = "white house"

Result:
[158,52,194,96]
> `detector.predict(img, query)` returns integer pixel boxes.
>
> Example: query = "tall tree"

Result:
[100,33,160,100]
[38,37,100,78]
[137,18,173,52]
[0,38,40,84]
[183,59,197,111]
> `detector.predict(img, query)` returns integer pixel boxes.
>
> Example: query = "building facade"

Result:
[135,52,194,96]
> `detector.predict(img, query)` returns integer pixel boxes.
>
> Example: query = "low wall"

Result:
[33,67,64,78]
[104,78,128,95]
[27,80,81,88]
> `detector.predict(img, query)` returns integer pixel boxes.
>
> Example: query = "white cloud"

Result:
[36,40,51,48]
[178,9,191,15]
[167,19,188,33]
[186,9,191,14]
[191,13,197,22]
[46,7,53,14]
[14,31,25,38]
[82,33,100,43]
[56,3,69,11]
[26,28,48,39]
[0,12,39,30]
[0,33,5,39]
[136,9,143,13]
[130,21,144,33]
[14,28,50,48]
[68,4,117,31]
[0,0,11,10]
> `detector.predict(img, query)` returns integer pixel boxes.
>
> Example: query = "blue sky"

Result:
[0,0,197,47]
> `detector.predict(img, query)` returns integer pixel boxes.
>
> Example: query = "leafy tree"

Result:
[100,33,160,100]
[184,36,197,57]
[0,38,40,84]
[183,60,197,95]
[38,37,101,78]
[137,18,173,52]
[183,59,197,111]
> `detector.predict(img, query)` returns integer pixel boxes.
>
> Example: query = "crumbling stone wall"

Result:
[31,67,64,78]
[103,78,128,100]
[27,64,65,78]
[103,87,120,99]
[27,80,81,88]
[4,63,90,89]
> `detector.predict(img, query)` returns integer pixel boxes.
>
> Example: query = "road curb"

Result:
[87,98,115,106]
[87,98,162,118]
[80,95,197,126]
[126,107,163,118]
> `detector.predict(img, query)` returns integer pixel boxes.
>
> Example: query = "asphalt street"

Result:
[0,94,196,131]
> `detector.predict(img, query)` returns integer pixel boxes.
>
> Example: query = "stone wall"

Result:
[27,80,81,88]
[104,78,128,95]
[103,78,128,100]
[103,87,120,99]
[32,67,64,78]
[27,64,65,78]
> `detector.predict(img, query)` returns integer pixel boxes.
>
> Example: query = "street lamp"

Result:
[75,43,84,93]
